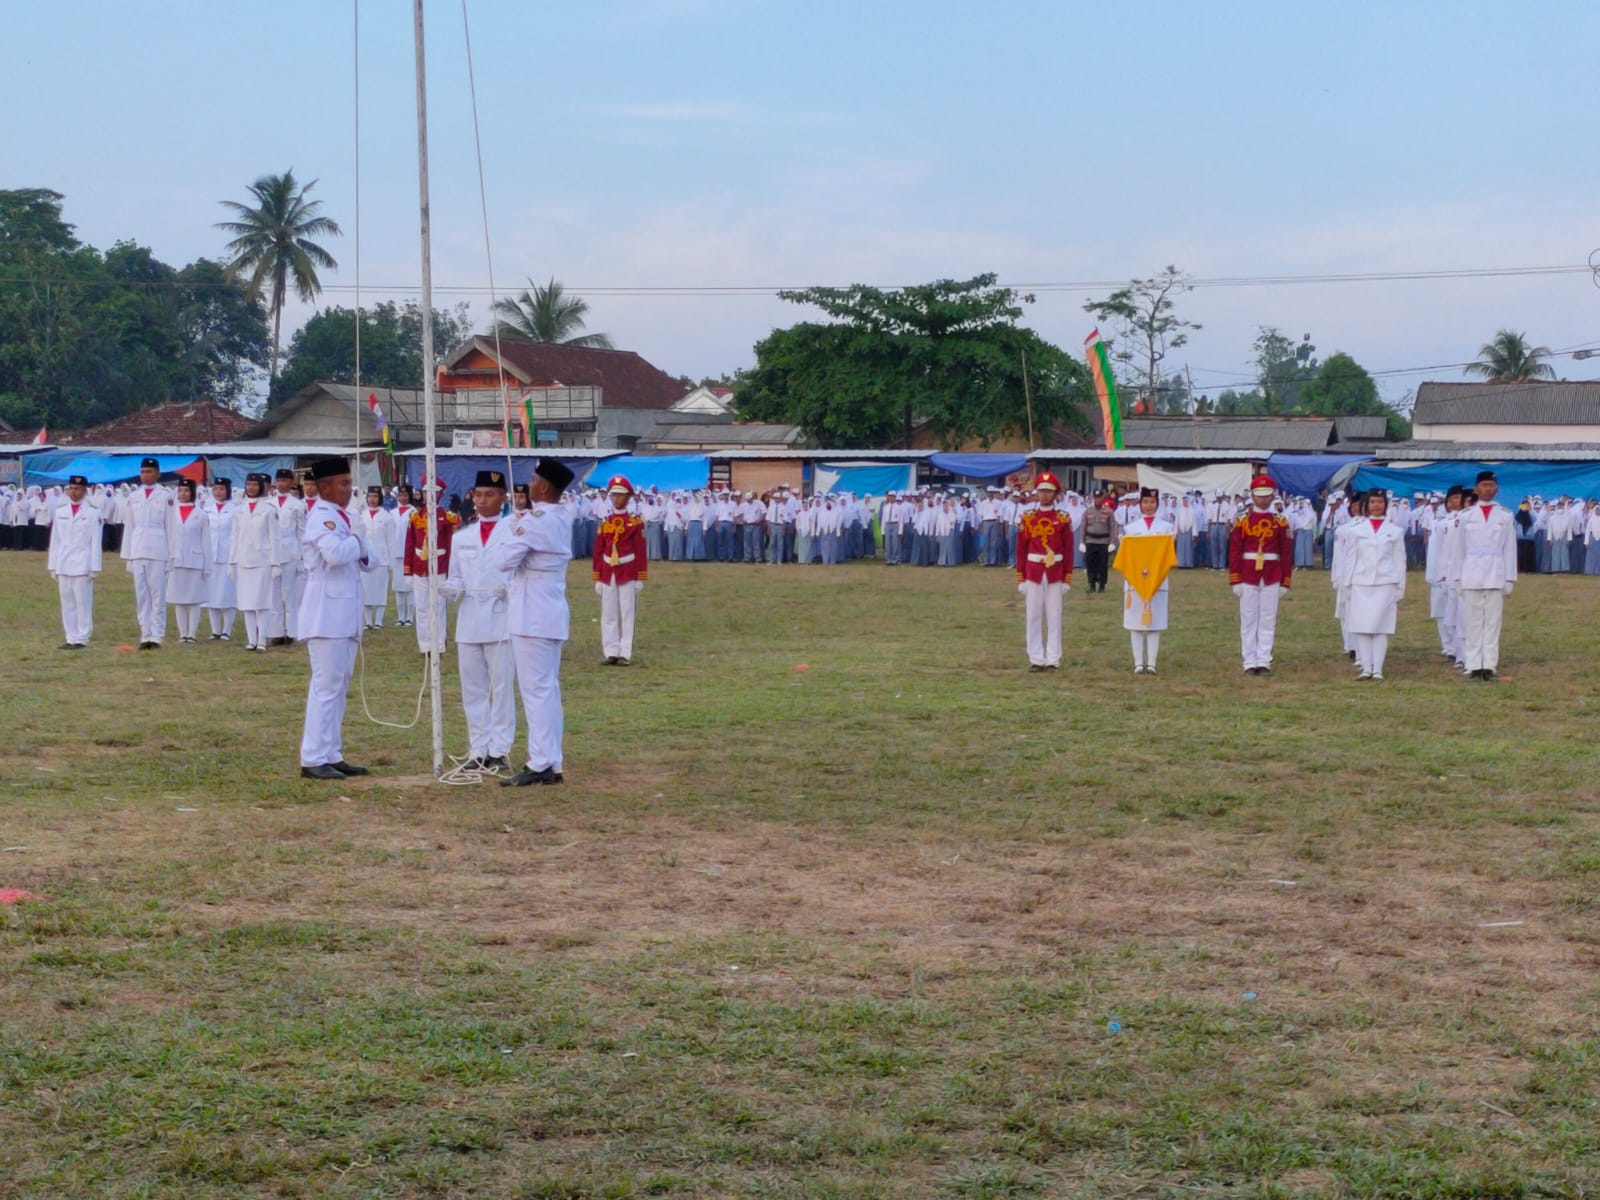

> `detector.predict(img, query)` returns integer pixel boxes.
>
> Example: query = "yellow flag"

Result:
[1112,534,1177,606]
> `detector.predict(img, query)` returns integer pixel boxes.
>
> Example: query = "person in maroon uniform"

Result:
[1228,473,1295,675]
[593,474,648,665]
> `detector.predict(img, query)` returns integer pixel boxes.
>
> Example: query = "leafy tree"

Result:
[1082,266,1200,413]
[492,277,612,348]
[0,187,78,252]
[272,300,474,404]
[1300,351,1410,439]
[1465,329,1555,382]
[736,274,1090,449]
[1254,327,1318,413]
[216,170,342,381]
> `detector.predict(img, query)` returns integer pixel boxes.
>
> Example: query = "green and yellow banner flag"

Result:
[1112,534,1176,627]
[1084,329,1122,450]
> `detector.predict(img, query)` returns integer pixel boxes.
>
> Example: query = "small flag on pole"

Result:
[367,393,393,452]
[1084,330,1123,451]
[32,426,48,445]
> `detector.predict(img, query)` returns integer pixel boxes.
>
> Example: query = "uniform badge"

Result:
[324,521,336,530]
[531,508,545,517]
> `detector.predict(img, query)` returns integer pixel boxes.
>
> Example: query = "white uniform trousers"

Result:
[1021,580,1064,667]
[300,637,358,767]
[414,578,446,654]
[274,562,300,639]
[1354,633,1389,677]
[128,559,168,642]
[510,634,564,772]
[1443,588,1465,662]
[57,575,94,645]
[1461,589,1505,673]
[598,580,639,659]
[1238,582,1282,669]
[458,640,516,758]
[1130,630,1161,670]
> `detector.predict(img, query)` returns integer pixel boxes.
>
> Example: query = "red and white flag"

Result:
[31,426,47,445]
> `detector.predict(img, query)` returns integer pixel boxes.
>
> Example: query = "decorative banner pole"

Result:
[1084,329,1123,451]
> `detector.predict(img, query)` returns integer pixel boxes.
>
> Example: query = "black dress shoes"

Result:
[500,765,564,787]
[300,764,346,780]
[328,761,369,776]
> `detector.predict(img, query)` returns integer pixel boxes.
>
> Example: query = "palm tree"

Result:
[1465,329,1555,383]
[493,277,613,348]
[216,170,341,381]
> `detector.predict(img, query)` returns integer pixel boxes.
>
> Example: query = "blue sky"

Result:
[5,0,1599,402]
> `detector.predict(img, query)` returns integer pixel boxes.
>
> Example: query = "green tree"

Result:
[0,187,78,252]
[1465,329,1555,382]
[492,277,612,348]
[1082,266,1201,413]
[216,170,342,382]
[736,274,1090,449]
[272,300,474,404]
[1300,351,1410,439]
[1254,327,1318,413]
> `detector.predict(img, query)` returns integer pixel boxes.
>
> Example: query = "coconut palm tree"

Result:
[1465,329,1556,383]
[493,277,613,348]
[216,171,342,381]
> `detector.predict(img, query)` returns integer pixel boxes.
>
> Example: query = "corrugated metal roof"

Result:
[1378,440,1600,461]
[1033,448,1262,462]
[1412,381,1600,425]
[645,422,805,445]
[0,444,57,454]
[1121,417,1335,451]
[27,441,366,456]
[1334,415,1388,440]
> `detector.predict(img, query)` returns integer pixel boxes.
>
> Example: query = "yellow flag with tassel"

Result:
[1112,535,1177,627]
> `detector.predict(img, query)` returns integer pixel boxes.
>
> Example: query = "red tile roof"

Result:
[61,402,261,446]
[448,338,683,410]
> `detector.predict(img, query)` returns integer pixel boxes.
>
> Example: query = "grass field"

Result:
[2,550,1598,1199]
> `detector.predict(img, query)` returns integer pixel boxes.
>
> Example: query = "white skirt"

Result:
[1346,583,1399,635]
[205,563,236,609]
[1122,583,1169,631]
[390,563,413,594]
[361,564,389,606]
[235,565,279,613]
[167,566,208,605]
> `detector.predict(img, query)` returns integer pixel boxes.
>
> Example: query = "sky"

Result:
[5,0,1600,405]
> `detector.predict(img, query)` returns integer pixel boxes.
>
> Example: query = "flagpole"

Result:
[413,0,444,777]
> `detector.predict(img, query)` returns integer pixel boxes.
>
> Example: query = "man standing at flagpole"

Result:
[1229,473,1295,675]
[1447,469,1517,681]
[120,457,180,649]
[1015,472,1073,671]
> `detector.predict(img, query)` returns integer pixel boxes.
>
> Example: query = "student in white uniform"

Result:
[1120,487,1174,674]
[443,469,517,772]
[119,457,180,649]
[230,472,283,653]
[1426,486,1466,665]
[1446,470,1518,681]
[269,468,306,644]
[46,474,103,649]
[167,478,212,644]
[1342,489,1407,680]
[356,486,393,630]
[491,458,575,788]
[204,479,239,641]
[298,457,372,781]
[390,484,417,627]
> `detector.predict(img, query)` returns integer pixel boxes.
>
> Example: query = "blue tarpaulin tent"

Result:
[1351,461,1600,501]
[582,454,709,492]
[24,452,201,483]
[1265,453,1374,498]
[406,454,619,501]
[927,452,1028,480]
[813,462,915,495]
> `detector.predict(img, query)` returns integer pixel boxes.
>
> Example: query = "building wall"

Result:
[1411,422,1596,445]
[730,461,803,494]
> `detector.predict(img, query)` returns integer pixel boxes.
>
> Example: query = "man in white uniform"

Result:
[298,457,373,781]
[270,468,306,643]
[1447,469,1517,681]
[491,458,575,787]
[120,457,180,649]
[47,474,103,649]
[444,469,517,772]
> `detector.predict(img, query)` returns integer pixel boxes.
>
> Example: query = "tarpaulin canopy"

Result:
[407,454,619,501]
[813,462,915,495]
[582,454,709,492]
[1265,453,1373,498]
[927,452,1029,480]
[1136,462,1252,498]
[24,452,201,484]
[201,454,296,488]
[1351,461,1600,501]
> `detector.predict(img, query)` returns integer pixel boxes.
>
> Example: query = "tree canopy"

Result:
[1082,267,1200,410]
[735,275,1091,449]
[1465,329,1555,383]
[0,188,269,431]
[272,300,475,405]
[492,277,612,348]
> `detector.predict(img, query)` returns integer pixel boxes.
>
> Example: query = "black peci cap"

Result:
[475,469,507,490]
[534,457,574,494]
[1476,470,1497,485]
[67,474,89,487]
[275,468,295,480]
[140,457,159,470]
[309,457,351,481]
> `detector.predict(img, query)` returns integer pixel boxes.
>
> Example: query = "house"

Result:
[671,385,736,416]
[640,416,809,452]
[1410,381,1600,445]
[253,383,424,448]
[59,401,260,446]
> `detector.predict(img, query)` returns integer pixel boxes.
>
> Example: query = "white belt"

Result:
[1025,552,1062,563]
[1247,552,1281,561]
[607,553,636,564]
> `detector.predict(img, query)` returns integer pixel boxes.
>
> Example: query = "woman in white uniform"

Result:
[204,478,238,639]
[390,483,416,626]
[1343,489,1407,680]
[167,478,211,644]
[356,486,393,629]
[230,472,282,653]
[1121,487,1174,674]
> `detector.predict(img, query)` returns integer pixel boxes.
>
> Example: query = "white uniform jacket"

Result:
[445,518,513,644]
[119,485,180,561]
[489,503,574,641]
[1342,518,1407,593]
[298,500,367,640]
[1447,503,1518,590]
[272,493,307,560]
[48,502,104,577]
[230,498,285,570]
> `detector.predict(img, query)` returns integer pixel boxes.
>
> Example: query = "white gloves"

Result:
[1077,544,1086,553]
[1232,584,1245,598]
[493,583,508,599]
[1503,582,1514,596]
[1017,582,1027,595]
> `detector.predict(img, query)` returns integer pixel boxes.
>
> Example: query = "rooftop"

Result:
[1121,417,1337,452]
[445,337,684,410]
[60,402,260,446]
[1412,381,1600,426]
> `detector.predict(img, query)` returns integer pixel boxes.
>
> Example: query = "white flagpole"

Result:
[413,0,444,775]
